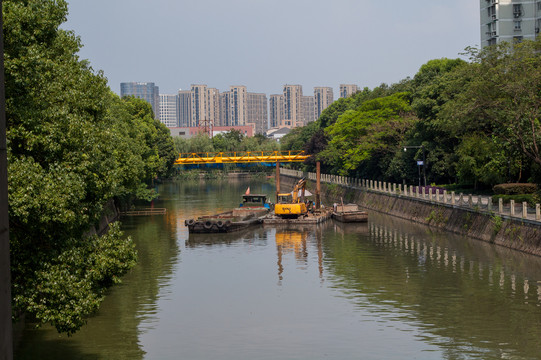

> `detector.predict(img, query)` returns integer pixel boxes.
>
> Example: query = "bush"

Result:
[493,183,538,195]
[491,194,539,207]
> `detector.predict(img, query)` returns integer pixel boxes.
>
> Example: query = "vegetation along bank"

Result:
[4,0,176,334]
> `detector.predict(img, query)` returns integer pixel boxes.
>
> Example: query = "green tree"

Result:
[442,40,541,172]
[455,134,509,188]
[4,0,174,334]
[321,93,417,178]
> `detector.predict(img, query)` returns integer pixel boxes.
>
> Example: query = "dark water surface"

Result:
[14,179,541,359]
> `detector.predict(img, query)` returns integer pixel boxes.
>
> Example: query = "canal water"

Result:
[14,178,541,359]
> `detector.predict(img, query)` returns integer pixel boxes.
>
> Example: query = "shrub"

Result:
[491,194,539,207]
[493,183,537,195]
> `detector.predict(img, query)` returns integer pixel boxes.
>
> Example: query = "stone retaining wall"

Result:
[279,173,541,257]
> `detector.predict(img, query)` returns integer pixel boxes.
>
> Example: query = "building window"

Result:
[488,5,496,18]
[514,21,522,31]
[514,36,523,43]
[513,4,522,17]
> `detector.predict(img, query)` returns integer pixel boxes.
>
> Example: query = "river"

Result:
[14,178,541,359]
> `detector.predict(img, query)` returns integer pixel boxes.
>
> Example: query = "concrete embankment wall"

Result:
[279,175,541,257]
[83,199,120,238]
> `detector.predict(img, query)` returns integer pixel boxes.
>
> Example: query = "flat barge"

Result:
[332,203,368,223]
[185,194,270,233]
[263,209,332,225]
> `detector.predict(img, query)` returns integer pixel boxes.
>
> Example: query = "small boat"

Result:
[185,194,270,233]
[332,203,368,223]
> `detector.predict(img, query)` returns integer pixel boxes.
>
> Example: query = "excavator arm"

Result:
[291,178,306,203]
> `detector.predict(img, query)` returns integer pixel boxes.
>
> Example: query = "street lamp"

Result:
[403,145,426,187]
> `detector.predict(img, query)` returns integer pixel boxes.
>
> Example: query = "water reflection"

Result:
[185,228,265,248]
[14,179,541,360]
[322,213,541,359]
[14,210,180,360]
[274,227,312,284]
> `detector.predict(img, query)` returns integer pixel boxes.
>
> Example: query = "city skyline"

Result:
[64,1,479,98]
[153,82,354,132]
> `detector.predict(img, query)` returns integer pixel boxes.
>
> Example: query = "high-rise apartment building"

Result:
[120,82,160,119]
[269,95,284,129]
[207,88,221,127]
[220,91,231,127]
[480,0,541,47]
[247,92,269,134]
[283,84,303,128]
[190,84,208,127]
[159,94,178,128]
[302,96,316,124]
[339,84,359,99]
[229,86,248,126]
[177,90,192,127]
[314,87,334,119]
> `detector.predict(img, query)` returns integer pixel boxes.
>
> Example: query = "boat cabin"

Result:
[240,194,269,209]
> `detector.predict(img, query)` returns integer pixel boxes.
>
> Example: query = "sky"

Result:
[64,0,480,97]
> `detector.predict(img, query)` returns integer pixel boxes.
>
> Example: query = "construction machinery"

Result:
[274,178,309,218]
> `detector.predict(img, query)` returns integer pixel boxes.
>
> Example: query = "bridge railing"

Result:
[175,150,310,165]
[280,168,541,224]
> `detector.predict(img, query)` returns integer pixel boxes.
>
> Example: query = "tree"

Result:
[443,40,541,170]
[455,134,510,188]
[321,93,417,178]
[4,0,174,334]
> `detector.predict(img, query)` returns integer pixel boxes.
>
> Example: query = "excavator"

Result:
[274,178,309,218]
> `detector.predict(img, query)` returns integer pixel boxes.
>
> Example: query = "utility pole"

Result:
[0,0,14,358]
[316,161,321,210]
[403,145,426,187]
[275,161,280,204]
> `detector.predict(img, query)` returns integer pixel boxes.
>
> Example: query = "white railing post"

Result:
[510,200,515,216]
[499,198,503,214]
[523,202,528,219]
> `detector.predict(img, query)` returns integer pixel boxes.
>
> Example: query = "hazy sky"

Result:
[64,0,480,96]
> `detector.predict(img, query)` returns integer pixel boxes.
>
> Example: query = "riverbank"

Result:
[279,174,541,257]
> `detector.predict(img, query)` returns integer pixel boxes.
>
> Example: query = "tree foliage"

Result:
[173,129,279,155]
[321,93,417,177]
[4,0,174,334]
[441,40,541,169]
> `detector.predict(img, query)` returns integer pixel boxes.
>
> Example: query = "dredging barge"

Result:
[185,194,271,233]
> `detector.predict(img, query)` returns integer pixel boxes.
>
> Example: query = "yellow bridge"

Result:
[175,150,310,165]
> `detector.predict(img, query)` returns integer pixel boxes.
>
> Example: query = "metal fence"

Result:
[280,168,541,223]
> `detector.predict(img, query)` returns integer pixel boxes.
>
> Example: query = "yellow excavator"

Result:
[274,178,308,218]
